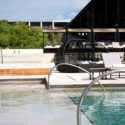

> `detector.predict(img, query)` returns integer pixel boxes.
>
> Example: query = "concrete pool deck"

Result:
[0,71,125,88]
[0,63,124,88]
[48,72,125,88]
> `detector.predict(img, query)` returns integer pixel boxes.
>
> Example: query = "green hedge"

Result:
[0,20,63,49]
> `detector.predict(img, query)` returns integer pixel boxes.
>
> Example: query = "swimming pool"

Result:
[72,88,125,125]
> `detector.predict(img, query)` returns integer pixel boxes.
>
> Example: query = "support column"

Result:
[105,0,108,27]
[89,32,91,42]
[52,21,54,29]
[65,28,68,43]
[28,21,31,27]
[42,32,44,48]
[40,21,42,29]
[115,28,120,42]
[64,32,66,43]
[91,28,95,44]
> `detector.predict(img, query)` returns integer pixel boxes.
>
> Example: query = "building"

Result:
[8,20,70,29]
[54,0,125,69]
[67,0,125,42]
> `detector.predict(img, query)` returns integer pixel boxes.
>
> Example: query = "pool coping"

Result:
[64,90,95,125]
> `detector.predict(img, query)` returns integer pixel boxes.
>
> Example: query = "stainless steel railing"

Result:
[48,63,105,93]
[77,69,125,125]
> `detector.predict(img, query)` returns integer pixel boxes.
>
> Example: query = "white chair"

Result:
[102,53,123,69]
[102,53,125,78]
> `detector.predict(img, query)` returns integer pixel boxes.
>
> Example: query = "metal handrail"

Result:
[77,69,125,125]
[0,48,3,64]
[48,63,105,92]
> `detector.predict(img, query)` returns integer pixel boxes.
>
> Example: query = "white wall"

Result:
[0,49,54,64]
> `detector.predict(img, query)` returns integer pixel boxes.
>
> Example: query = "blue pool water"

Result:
[72,89,125,125]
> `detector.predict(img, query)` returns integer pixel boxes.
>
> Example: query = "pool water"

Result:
[0,85,79,125]
[0,85,50,125]
[72,89,125,125]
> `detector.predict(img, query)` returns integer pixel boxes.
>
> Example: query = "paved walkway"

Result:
[48,72,125,88]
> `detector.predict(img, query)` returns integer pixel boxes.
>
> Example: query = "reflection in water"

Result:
[0,85,50,113]
[72,89,125,125]
[0,85,77,125]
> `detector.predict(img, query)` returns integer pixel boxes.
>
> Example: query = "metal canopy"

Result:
[43,29,66,33]
[42,28,125,33]
[68,28,91,32]
[93,28,116,33]
[118,28,125,32]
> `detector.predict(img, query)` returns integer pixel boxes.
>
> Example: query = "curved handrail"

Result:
[77,69,125,125]
[48,63,105,92]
